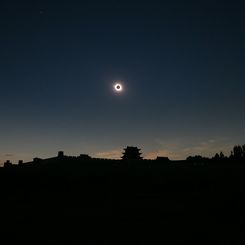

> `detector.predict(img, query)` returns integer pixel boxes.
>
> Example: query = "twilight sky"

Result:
[0,0,245,164]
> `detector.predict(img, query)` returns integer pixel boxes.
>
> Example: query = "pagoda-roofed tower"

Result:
[122,146,143,160]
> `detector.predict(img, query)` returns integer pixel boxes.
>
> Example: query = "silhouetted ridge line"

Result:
[2,144,245,169]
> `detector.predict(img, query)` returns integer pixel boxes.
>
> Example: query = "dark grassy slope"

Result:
[1,159,245,244]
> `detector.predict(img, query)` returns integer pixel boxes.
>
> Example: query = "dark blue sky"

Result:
[0,0,245,163]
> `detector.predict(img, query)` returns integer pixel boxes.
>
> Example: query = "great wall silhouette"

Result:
[1,144,245,244]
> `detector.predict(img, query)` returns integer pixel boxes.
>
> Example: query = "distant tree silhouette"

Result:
[212,151,227,163]
[214,153,220,160]
[219,152,225,159]
[186,155,201,161]
[232,145,243,159]
[186,155,210,165]
[122,146,142,160]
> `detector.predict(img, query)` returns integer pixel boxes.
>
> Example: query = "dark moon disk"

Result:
[114,83,123,92]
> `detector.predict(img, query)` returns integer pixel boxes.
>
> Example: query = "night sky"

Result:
[1,0,245,164]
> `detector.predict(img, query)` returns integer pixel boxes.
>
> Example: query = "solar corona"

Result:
[114,83,123,93]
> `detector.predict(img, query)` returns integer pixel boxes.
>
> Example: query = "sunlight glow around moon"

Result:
[114,83,123,92]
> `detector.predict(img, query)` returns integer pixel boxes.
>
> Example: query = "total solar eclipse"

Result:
[114,83,123,92]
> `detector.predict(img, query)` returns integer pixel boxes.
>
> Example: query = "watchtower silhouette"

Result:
[122,146,142,160]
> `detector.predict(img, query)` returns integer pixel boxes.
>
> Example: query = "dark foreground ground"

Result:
[1,159,245,244]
